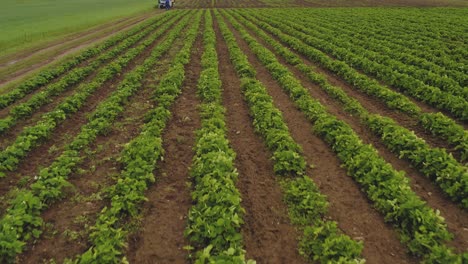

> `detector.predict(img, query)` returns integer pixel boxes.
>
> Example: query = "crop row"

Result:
[0,11,193,263]
[0,11,186,178]
[0,13,163,109]
[223,10,465,262]
[252,12,468,120]
[184,11,248,263]
[298,11,467,87]
[228,11,468,207]
[291,9,467,81]
[216,10,364,263]
[304,8,468,63]
[237,11,468,163]
[68,11,201,264]
[275,11,467,96]
[0,12,179,134]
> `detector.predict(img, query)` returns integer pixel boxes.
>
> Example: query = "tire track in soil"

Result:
[125,23,203,264]
[15,31,188,263]
[222,15,420,263]
[214,15,307,264]
[0,19,173,149]
[0,22,178,206]
[227,15,468,256]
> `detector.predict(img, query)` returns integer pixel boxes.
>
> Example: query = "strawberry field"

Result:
[0,7,467,264]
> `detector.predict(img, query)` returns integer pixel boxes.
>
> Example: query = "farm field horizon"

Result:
[0,2,467,264]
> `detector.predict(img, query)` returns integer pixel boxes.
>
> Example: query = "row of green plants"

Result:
[0,12,180,134]
[184,11,248,263]
[0,12,186,178]
[284,9,467,87]
[0,11,193,263]
[302,11,468,86]
[217,10,365,264]
[229,11,468,208]
[250,12,468,120]
[276,12,467,96]
[224,10,465,263]
[238,10,468,163]
[294,8,467,67]
[0,13,165,109]
[67,11,201,264]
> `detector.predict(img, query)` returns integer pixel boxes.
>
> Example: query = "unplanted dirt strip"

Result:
[125,27,203,264]
[214,16,307,264]
[230,15,468,253]
[16,35,186,264]
[0,22,175,204]
[223,16,419,263]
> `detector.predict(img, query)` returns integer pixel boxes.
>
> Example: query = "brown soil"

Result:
[0,11,160,87]
[125,23,203,264]
[0,22,173,206]
[223,15,418,263]
[227,13,468,255]
[215,14,308,264]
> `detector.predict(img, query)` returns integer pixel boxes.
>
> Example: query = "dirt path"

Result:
[125,23,203,264]
[0,11,160,88]
[227,15,468,255]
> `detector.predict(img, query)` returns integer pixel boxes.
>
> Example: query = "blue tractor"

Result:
[159,0,174,8]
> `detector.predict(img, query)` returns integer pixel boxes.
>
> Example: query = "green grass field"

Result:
[0,0,155,57]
